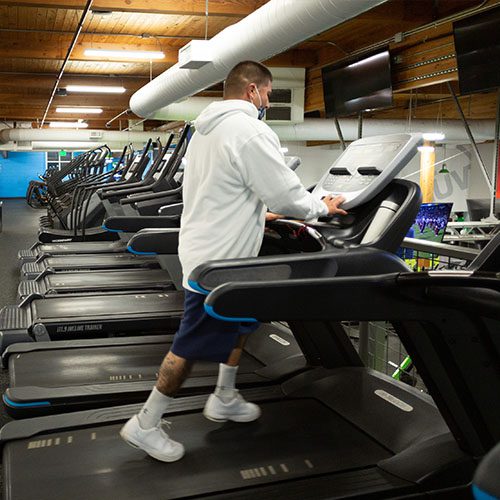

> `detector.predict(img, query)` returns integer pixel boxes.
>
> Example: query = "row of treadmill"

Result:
[0,130,499,500]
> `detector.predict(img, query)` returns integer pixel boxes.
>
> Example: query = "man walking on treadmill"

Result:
[121,60,347,462]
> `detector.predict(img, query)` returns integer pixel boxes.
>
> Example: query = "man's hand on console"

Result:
[322,194,348,216]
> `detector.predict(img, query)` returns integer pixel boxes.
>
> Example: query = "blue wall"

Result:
[0,152,45,198]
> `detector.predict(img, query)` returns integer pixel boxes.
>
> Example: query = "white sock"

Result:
[214,363,238,403]
[137,387,173,429]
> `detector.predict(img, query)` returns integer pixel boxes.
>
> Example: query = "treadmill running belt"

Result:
[32,291,184,319]
[3,399,392,500]
[43,269,171,290]
[10,343,263,387]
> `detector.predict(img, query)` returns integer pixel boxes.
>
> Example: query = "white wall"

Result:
[285,139,497,215]
[281,141,342,187]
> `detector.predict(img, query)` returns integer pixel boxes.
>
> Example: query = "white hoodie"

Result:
[179,99,328,291]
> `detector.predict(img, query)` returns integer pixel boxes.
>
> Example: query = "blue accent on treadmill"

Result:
[187,279,210,295]
[102,224,123,233]
[127,245,157,256]
[3,395,51,408]
[473,485,499,500]
[204,304,258,323]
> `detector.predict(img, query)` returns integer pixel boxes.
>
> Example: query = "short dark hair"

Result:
[223,61,273,97]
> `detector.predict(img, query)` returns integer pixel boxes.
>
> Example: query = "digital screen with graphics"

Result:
[398,202,453,263]
[411,202,453,244]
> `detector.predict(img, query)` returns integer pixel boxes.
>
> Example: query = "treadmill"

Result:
[2,133,422,416]
[15,152,295,299]
[18,129,189,263]
[36,142,151,242]
[36,139,161,243]
[1,235,498,499]
[2,248,405,418]
[0,133,422,352]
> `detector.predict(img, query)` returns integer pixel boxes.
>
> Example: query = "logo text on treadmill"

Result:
[374,389,413,412]
[269,334,290,346]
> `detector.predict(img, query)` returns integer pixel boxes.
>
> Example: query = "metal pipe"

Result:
[333,117,346,150]
[40,0,94,127]
[402,237,480,261]
[490,88,500,219]
[123,118,148,132]
[447,81,491,187]
[106,109,131,128]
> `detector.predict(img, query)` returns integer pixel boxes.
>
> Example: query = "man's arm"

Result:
[238,132,346,220]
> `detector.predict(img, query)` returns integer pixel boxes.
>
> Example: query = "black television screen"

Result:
[453,7,500,94]
[322,50,393,117]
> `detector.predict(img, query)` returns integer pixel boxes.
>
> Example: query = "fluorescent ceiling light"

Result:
[66,85,126,94]
[84,49,164,60]
[417,145,435,153]
[279,147,289,153]
[423,132,445,141]
[49,122,89,128]
[56,107,103,114]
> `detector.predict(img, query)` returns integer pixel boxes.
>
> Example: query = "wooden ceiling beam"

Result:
[0,37,179,63]
[0,0,266,17]
[0,75,148,91]
[0,93,130,107]
[264,50,317,68]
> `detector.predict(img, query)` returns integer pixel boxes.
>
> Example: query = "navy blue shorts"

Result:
[170,290,260,362]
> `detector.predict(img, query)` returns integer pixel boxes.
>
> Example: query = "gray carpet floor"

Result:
[0,199,42,495]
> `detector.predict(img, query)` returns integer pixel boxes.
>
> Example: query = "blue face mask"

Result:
[253,86,266,120]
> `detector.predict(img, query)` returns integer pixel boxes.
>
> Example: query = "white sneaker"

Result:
[120,415,185,462]
[203,392,261,423]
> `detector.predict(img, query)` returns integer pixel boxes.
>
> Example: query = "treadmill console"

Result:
[312,133,423,210]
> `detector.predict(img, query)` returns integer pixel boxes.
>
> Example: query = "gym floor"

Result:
[0,199,42,424]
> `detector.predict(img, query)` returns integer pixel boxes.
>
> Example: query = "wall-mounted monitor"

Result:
[453,7,500,94]
[321,50,393,118]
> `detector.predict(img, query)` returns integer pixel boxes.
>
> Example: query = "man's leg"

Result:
[204,335,261,423]
[120,350,193,463]
[138,351,193,428]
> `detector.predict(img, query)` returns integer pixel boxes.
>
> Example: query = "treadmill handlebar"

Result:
[104,215,179,233]
[158,202,183,216]
[128,228,179,255]
[120,185,182,205]
[191,247,409,293]
[204,270,499,323]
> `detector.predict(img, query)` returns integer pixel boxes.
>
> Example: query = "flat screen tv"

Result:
[398,202,453,261]
[411,202,453,244]
[453,7,500,94]
[322,50,393,117]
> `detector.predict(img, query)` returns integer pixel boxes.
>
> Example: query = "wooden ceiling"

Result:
[0,0,498,131]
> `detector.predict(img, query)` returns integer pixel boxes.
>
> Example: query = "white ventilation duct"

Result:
[270,118,497,142]
[0,128,168,145]
[130,0,386,117]
[149,94,497,143]
[153,97,220,122]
